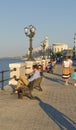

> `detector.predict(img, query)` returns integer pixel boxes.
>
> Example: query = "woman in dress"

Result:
[62,56,71,85]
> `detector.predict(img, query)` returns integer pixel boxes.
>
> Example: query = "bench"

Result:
[32,77,43,91]
[12,76,43,99]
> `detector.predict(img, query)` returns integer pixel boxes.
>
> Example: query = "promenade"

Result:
[0,64,76,130]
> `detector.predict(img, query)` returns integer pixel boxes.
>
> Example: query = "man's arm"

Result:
[28,72,40,82]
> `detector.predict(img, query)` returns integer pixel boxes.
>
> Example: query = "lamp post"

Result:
[24,25,36,61]
[41,40,46,60]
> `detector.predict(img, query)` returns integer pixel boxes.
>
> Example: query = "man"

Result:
[27,64,41,95]
[28,64,41,82]
[16,64,41,99]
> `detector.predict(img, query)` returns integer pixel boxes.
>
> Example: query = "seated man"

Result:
[27,64,41,93]
[38,64,43,77]
[28,64,41,82]
[15,64,41,99]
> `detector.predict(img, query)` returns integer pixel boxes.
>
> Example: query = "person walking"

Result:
[62,56,71,86]
[68,56,73,76]
[72,68,76,86]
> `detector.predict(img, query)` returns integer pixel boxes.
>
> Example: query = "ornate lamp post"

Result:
[41,40,46,60]
[24,25,36,61]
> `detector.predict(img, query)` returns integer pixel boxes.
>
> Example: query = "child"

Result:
[73,69,76,86]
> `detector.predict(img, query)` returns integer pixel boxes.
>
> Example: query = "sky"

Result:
[0,0,76,57]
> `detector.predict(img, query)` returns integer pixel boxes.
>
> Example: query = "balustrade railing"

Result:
[0,68,16,90]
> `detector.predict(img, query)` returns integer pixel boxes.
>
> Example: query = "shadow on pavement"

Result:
[53,73,62,77]
[43,75,64,85]
[35,96,76,130]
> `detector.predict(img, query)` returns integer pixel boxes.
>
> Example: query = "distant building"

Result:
[32,46,42,57]
[33,46,41,52]
[52,43,68,53]
[63,48,73,57]
[32,36,49,55]
[44,36,48,49]
[27,40,70,59]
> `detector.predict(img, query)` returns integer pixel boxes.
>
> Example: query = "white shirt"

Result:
[68,59,73,66]
[63,60,70,68]
[28,70,41,82]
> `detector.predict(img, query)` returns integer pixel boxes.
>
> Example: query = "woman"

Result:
[62,56,71,85]
[72,68,76,86]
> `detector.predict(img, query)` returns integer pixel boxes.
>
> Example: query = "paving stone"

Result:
[0,64,76,130]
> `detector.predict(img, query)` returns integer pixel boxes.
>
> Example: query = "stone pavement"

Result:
[0,64,76,130]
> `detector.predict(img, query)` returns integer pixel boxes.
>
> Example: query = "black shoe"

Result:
[18,92,23,99]
[25,93,35,99]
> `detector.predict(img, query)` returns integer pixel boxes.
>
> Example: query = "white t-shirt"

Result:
[68,59,73,66]
[28,70,41,82]
[63,60,70,68]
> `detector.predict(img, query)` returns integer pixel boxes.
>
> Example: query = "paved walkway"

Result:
[0,64,76,130]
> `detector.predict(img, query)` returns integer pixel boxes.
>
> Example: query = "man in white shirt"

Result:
[28,64,41,82]
[13,64,41,99]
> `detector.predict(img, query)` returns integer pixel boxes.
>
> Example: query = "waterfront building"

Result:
[32,36,49,58]
[52,43,68,53]
[26,39,70,59]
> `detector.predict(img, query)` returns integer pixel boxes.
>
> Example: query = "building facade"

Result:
[52,43,68,53]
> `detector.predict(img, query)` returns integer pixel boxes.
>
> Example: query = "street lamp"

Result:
[24,25,36,61]
[41,40,46,60]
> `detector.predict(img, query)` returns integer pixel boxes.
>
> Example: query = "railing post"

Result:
[0,68,16,90]
[1,71,4,90]
[9,63,26,86]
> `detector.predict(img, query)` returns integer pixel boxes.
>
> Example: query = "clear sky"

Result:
[0,0,76,57]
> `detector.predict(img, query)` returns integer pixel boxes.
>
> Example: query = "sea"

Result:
[0,58,25,88]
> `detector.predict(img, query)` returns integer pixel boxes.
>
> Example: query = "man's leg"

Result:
[26,82,35,99]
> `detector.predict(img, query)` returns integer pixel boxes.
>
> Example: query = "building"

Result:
[44,36,49,49]
[52,43,68,53]
[63,48,73,57]
[27,40,70,59]
[32,36,49,57]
